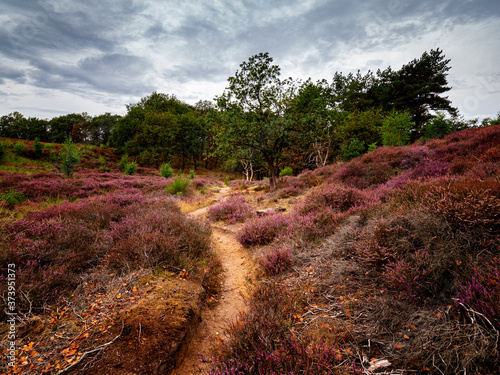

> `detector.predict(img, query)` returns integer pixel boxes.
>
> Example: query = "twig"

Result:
[55,322,124,375]
[138,323,142,344]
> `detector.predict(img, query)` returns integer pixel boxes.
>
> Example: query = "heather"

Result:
[207,281,357,375]
[207,195,254,223]
[0,191,220,316]
[222,125,500,374]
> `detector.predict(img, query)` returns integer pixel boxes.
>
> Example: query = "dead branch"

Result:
[55,323,124,375]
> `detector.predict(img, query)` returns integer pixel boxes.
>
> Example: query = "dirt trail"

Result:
[172,188,255,375]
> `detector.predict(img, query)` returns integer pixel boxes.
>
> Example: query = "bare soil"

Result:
[172,188,257,375]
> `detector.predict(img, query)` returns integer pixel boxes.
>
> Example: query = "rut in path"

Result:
[172,189,256,375]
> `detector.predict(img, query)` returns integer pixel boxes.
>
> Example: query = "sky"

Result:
[0,0,499,120]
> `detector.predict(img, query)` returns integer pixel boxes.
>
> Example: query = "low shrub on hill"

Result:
[0,192,219,315]
[207,281,355,374]
[207,195,254,223]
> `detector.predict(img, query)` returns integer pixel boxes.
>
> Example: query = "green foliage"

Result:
[224,176,230,186]
[98,156,106,165]
[99,143,106,149]
[118,154,128,170]
[188,169,195,179]
[159,162,175,178]
[423,112,467,139]
[0,190,26,206]
[367,143,378,152]
[59,138,81,177]
[341,138,366,160]
[216,52,295,189]
[376,48,457,134]
[279,166,293,178]
[124,162,138,175]
[13,142,25,156]
[381,110,413,146]
[0,141,5,163]
[44,143,54,149]
[337,108,383,153]
[33,137,44,158]
[167,175,189,195]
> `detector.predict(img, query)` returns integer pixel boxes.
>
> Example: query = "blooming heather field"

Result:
[1,124,500,374]
[206,125,500,374]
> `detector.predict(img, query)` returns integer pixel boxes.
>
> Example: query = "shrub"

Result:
[279,166,293,178]
[0,190,26,207]
[124,162,138,175]
[59,138,81,177]
[381,110,413,146]
[0,193,220,313]
[167,175,189,195]
[237,213,290,247]
[159,162,174,178]
[341,138,365,160]
[13,142,25,155]
[455,258,500,329]
[33,137,44,158]
[207,195,254,224]
[207,281,352,374]
[295,183,372,216]
[188,169,195,179]
[118,154,128,170]
[423,179,500,233]
[258,246,291,275]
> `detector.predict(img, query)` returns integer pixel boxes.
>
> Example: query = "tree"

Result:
[59,138,81,177]
[287,80,338,168]
[375,48,457,138]
[88,113,121,146]
[380,110,414,146]
[49,113,88,143]
[216,52,295,188]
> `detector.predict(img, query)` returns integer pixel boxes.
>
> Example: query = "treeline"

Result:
[1,48,499,182]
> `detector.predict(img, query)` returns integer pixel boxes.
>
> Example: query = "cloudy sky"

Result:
[0,0,499,120]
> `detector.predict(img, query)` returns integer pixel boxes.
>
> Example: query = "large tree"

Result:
[216,52,295,188]
[374,48,457,137]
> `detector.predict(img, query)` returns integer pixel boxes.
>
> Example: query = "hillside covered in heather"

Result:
[0,123,498,374]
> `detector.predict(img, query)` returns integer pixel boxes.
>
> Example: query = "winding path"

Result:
[172,188,255,374]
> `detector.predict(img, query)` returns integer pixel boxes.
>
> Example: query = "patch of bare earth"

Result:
[172,188,256,375]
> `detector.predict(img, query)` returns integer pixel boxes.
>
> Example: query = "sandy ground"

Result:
[172,189,256,375]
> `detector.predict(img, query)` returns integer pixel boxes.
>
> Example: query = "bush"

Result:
[237,213,290,247]
[159,162,174,178]
[279,166,293,178]
[33,137,44,158]
[118,154,128,170]
[124,162,138,175]
[0,193,219,312]
[13,142,25,155]
[207,281,352,374]
[258,246,291,275]
[207,195,254,223]
[188,169,195,179]
[381,110,413,146]
[59,138,81,177]
[167,175,189,195]
[455,258,500,329]
[0,190,26,207]
[341,138,365,160]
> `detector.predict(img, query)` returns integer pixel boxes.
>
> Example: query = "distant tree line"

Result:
[1,48,499,183]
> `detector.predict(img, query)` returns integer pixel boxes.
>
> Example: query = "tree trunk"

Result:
[269,164,277,189]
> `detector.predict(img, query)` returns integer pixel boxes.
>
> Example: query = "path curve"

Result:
[172,188,255,374]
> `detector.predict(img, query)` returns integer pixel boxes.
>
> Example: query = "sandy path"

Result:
[172,189,255,375]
